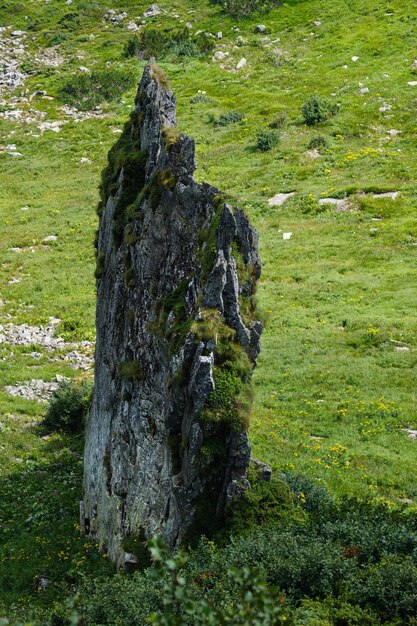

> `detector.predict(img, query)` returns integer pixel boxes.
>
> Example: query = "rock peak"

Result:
[82,62,262,566]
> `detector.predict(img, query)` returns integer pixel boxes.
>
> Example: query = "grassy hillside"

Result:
[1,0,417,621]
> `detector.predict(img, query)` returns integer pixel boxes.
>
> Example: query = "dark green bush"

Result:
[227,476,293,533]
[210,111,245,126]
[354,556,417,619]
[57,12,83,30]
[43,379,92,434]
[256,129,280,151]
[123,34,141,58]
[302,95,338,126]
[131,27,215,60]
[285,472,337,516]
[59,68,136,111]
[307,134,330,151]
[46,32,70,47]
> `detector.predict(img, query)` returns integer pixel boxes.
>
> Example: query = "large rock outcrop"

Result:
[82,62,262,566]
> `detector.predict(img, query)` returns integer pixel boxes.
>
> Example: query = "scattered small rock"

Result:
[373,191,399,200]
[126,21,139,31]
[236,58,247,70]
[255,24,267,33]
[403,428,417,440]
[282,232,292,240]
[268,192,295,207]
[143,4,162,17]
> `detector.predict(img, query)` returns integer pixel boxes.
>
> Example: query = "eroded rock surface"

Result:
[82,62,262,566]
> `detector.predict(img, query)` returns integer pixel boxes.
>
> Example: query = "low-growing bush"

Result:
[123,34,141,58]
[59,68,136,111]
[219,0,281,18]
[297,193,327,215]
[209,111,245,126]
[43,379,92,433]
[256,129,280,151]
[125,27,215,60]
[302,95,338,126]
[227,476,293,533]
[354,556,417,619]
[269,111,288,129]
[307,134,329,152]
[46,32,70,47]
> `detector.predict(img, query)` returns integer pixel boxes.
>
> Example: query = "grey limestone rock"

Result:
[82,62,262,566]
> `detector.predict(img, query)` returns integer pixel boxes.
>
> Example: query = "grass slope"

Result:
[1,0,417,615]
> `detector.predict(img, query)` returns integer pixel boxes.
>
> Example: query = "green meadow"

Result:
[1,0,417,622]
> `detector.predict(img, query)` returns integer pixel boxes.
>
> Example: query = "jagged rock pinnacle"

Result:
[82,61,262,566]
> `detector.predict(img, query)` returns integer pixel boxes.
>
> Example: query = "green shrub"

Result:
[302,95,338,126]
[269,111,288,129]
[189,94,215,104]
[285,472,337,516]
[123,34,141,58]
[148,537,292,625]
[59,68,136,111]
[219,0,281,18]
[134,27,215,60]
[297,193,326,215]
[43,379,92,434]
[57,11,82,30]
[354,556,417,619]
[307,135,330,151]
[210,111,245,126]
[227,476,293,533]
[46,32,70,47]
[256,129,280,151]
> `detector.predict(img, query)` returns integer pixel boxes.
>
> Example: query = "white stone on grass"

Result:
[268,192,295,207]
[282,232,292,240]
[373,191,399,200]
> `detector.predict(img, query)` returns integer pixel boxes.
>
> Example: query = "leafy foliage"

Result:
[301,95,339,126]
[125,28,215,60]
[147,536,292,626]
[209,111,245,126]
[256,129,280,151]
[43,379,92,434]
[59,69,136,111]
[219,0,281,18]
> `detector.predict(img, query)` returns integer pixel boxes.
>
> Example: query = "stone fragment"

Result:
[236,57,246,69]
[143,4,162,17]
[268,191,295,206]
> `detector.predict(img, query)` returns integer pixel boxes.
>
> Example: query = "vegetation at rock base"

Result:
[43,379,92,434]
[2,0,417,623]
